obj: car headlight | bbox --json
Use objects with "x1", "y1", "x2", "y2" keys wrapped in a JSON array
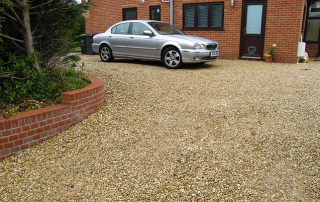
[
  {"x1": 194, "y1": 43, "x2": 201, "y2": 49},
  {"x1": 194, "y1": 43, "x2": 206, "y2": 49}
]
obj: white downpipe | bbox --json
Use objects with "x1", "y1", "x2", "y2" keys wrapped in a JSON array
[
  {"x1": 161, "y1": 0, "x2": 174, "y2": 25},
  {"x1": 297, "y1": 36, "x2": 306, "y2": 57},
  {"x1": 170, "y1": 0, "x2": 174, "y2": 25}
]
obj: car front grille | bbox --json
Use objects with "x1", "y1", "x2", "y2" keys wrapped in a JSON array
[{"x1": 206, "y1": 44, "x2": 218, "y2": 50}]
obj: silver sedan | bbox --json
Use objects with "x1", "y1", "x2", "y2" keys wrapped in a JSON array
[{"x1": 92, "y1": 20, "x2": 219, "y2": 68}]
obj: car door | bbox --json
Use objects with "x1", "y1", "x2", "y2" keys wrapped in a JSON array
[
  {"x1": 126, "y1": 22, "x2": 157, "y2": 59},
  {"x1": 108, "y1": 22, "x2": 131, "y2": 56}
]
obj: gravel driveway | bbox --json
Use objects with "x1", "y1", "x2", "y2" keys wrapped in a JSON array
[{"x1": 1, "y1": 56, "x2": 319, "y2": 201}]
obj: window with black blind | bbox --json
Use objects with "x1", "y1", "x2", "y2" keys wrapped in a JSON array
[
  {"x1": 150, "y1": 6, "x2": 161, "y2": 21},
  {"x1": 184, "y1": 6, "x2": 195, "y2": 28},
  {"x1": 198, "y1": 5, "x2": 208, "y2": 27},
  {"x1": 305, "y1": 1, "x2": 320, "y2": 43},
  {"x1": 183, "y1": 3, "x2": 224, "y2": 29},
  {"x1": 123, "y1": 8, "x2": 137, "y2": 21}
]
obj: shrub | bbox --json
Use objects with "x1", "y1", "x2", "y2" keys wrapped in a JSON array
[
  {"x1": 60, "y1": 55, "x2": 89, "y2": 91},
  {"x1": 0, "y1": 55, "x2": 89, "y2": 117},
  {"x1": 61, "y1": 67, "x2": 88, "y2": 91},
  {"x1": 0, "y1": 55, "x2": 63, "y2": 105}
]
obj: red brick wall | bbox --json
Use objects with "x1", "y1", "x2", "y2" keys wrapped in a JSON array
[
  {"x1": 306, "y1": 44, "x2": 319, "y2": 58},
  {"x1": 86, "y1": 0, "x2": 171, "y2": 33},
  {"x1": 174, "y1": 0, "x2": 242, "y2": 60},
  {"x1": 264, "y1": 0, "x2": 305, "y2": 63},
  {"x1": 86, "y1": 0, "x2": 305, "y2": 63},
  {"x1": 0, "y1": 77, "x2": 105, "y2": 161}
]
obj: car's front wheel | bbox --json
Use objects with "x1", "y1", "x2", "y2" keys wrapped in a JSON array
[
  {"x1": 162, "y1": 47, "x2": 182, "y2": 69},
  {"x1": 99, "y1": 45, "x2": 114, "y2": 62}
]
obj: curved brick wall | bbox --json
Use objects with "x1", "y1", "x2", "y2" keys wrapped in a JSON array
[{"x1": 0, "y1": 77, "x2": 105, "y2": 161}]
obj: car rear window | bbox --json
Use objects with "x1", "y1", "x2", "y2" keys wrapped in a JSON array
[
  {"x1": 115, "y1": 23, "x2": 130, "y2": 34},
  {"x1": 111, "y1": 26, "x2": 116, "y2": 34}
]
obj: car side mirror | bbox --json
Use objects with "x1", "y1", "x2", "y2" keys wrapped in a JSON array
[{"x1": 143, "y1": 30, "x2": 153, "y2": 36}]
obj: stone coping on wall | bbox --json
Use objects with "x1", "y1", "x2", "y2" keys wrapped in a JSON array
[{"x1": 0, "y1": 77, "x2": 105, "y2": 161}]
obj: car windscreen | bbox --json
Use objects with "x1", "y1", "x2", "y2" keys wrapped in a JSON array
[{"x1": 148, "y1": 22, "x2": 184, "y2": 35}]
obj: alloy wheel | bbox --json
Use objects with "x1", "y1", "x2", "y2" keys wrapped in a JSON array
[
  {"x1": 164, "y1": 50, "x2": 181, "y2": 68},
  {"x1": 100, "y1": 46, "x2": 110, "y2": 61}
]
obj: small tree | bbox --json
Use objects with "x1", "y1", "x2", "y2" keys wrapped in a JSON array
[{"x1": 0, "y1": 0, "x2": 88, "y2": 69}]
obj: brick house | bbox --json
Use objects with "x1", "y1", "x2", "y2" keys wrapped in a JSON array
[{"x1": 85, "y1": 0, "x2": 320, "y2": 63}]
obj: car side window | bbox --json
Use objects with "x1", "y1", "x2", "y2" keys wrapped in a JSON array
[
  {"x1": 115, "y1": 23, "x2": 130, "y2": 34},
  {"x1": 131, "y1": 22, "x2": 152, "y2": 35},
  {"x1": 111, "y1": 26, "x2": 117, "y2": 34}
]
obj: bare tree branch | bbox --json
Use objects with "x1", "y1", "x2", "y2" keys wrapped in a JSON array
[
  {"x1": 31, "y1": 9, "x2": 44, "y2": 35},
  {"x1": 10, "y1": 39, "x2": 25, "y2": 51},
  {"x1": 0, "y1": 73, "x2": 25, "y2": 80},
  {"x1": 1, "y1": 11, "x2": 18, "y2": 22},
  {"x1": 30, "y1": 8, "x2": 68, "y2": 15},
  {"x1": 9, "y1": 7, "x2": 23, "y2": 26},
  {"x1": 0, "y1": 33, "x2": 24, "y2": 43},
  {"x1": 29, "y1": 0, "x2": 55, "y2": 10}
]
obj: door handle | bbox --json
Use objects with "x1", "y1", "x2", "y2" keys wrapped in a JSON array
[{"x1": 130, "y1": 37, "x2": 134, "y2": 39}]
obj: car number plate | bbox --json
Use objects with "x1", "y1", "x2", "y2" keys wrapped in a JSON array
[{"x1": 210, "y1": 51, "x2": 219, "y2": 57}]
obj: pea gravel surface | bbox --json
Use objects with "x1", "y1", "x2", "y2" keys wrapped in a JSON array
[{"x1": 1, "y1": 56, "x2": 320, "y2": 201}]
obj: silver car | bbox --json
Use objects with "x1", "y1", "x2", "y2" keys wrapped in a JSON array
[{"x1": 92, "y1": 20, "x2": 219, "y2": 68}]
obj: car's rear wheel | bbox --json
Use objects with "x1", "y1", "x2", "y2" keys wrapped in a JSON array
[
  {"x1": 99, "y1": 45, "x2": 114, "y2": 62},
  {"x1": 162, "y1": 47, "x2": 182, "y2": 69}
]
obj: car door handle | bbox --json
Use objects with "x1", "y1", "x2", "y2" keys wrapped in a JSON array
[{"x1": 130, "y1": 37, "x2": 134, "y2": 39}]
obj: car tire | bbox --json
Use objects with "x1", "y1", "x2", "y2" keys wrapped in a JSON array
[
  {"x1": 99, "y1": 44, "x2": 114, "y2": 62},
  {"x1": 161, "y1": 47, "x2": 182, "y2": 69}
]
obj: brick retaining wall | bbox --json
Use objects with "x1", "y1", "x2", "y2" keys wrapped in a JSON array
[{"x1": 0, "y1": 77, "x2": 105, "y2": 161}]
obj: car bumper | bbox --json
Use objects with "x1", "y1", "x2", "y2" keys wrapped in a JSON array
[
  {"x1": 92, "y1": 43, "x2": 99, "y2": 53},
  {"x1": 181, "y1": 49, "x2": 220, "y2": 63}
]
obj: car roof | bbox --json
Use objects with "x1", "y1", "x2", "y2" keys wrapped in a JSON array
[
  {"x1": 107, "y1": 20, "x2": 165, "y2": 32},
  {"x1": 120, "y1": 20, "x2": 162, "y2": 23}
]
